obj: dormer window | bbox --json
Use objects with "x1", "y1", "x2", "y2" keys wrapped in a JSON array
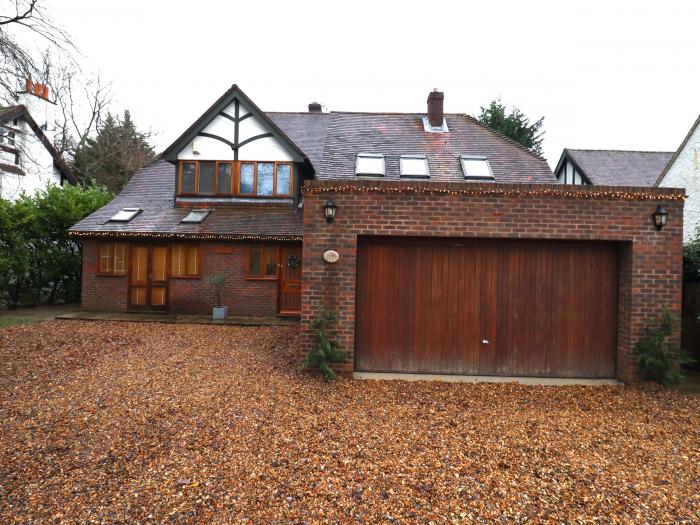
[
  {"x1": 460, "y1": 156, "x2": 494, "y2": 181},
  {"x1": 178, "y1": 160, "x2": 293, "y2": 197},
  {"x1": 109, "y1": 208, "x2": 141, "y2": 222},
  {"x1": 400, "y1": 155, "x2": 429, "y2": 178},
  {"x1": 355, "y1": 154, "x2": 385, "y2": 177}
]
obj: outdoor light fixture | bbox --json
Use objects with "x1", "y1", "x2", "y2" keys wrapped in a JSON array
[
  {"x1": 652, "y1": 204, "x2": 668, "y2": 231},
  {"x1": 324, "y1": 198, "x2": 337, "y2": 223}
]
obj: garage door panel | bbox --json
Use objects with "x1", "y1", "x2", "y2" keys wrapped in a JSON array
[{"x1": 356, "y1": 238, "x2": 618, "y2": 378}]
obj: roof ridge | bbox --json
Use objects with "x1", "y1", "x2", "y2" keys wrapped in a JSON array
[{"x1": 567, "y1": 148, "x2": 674, "y2": 154}]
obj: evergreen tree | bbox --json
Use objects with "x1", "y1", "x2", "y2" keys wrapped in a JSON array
[
  {"x1": 73, "y1": 110, "x2": 155, "y2": 191},
  {"x1": 478, "y1": 98, "x2": 545, "y2": 155}
]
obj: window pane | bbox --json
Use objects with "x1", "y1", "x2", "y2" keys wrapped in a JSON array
[
  {"x1": 249, "y1": 245, "x2": 261, "y2": 276},
  {"x1": 199, "y1": 161, "x2": 215, "y2": 194},
  {"x1": 99, "y1": 243, "x2": 112, "y2": 273},
  {"x1": 263, "y1": 245, "x2": 277, "y2": 276},
  {"x1": 240, "y1": 163, "x2": 255, "y2": 194},
  {"x1": 400, "y1": 156, "x2": 429, "y2": 177},
  {"x1": 181, "y1": 163, "x2": 196, "y2": 193},
  {"x1": 170, "y1": 244, "x2": 185, "y2": 277},
  {"x1": 217, "y1": 163, "x2": 232, "y2": 194},
  {"x1": 257, "y1": 162, "x2": 274, "y2": 196},
  {"x1": 355, "y1": 155, "x2": 385, "y2": 176},
  {"x1": 461, "y1": 158, "x2": 492, "y2": 178},
  {"x1": 113, "y1": 243, "x2": 126, "y2": 274},
  {"x1": 186, "y1": 246, "x2": 198, "y2": 276},
  {"x1": 276, "y1": 164, "x2": 291, "y2": 195}
]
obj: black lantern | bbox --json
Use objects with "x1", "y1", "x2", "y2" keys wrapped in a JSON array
[
  {"x1": 324, "y1": 198, "x2": 337, "y2": 223},
  {"x1": 652, "y1": 204, "x2": 668, "y2": 231}
]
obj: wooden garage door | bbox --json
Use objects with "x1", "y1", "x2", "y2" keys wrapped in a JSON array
[{"x1": 355, "y1": 238, "x2": 618, "y2": 378}]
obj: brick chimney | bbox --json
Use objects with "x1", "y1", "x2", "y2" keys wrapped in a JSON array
[
  {"x1": 427, "y1": 89, "x2": 444, "y2": 128},
  {"x1": 308, "y1": 102, "x2": 322, "y2": 113}
]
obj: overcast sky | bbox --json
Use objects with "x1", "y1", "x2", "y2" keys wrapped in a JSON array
[{"x1": 46, "y1": 0, "x2": 700, "y2": 168}]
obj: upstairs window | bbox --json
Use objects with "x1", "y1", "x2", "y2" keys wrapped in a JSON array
[
  {"x1": 400, "y1": 155, "x2": 430, "y2": 178},
  {"x1": 109, "y1": 208, "x2": 141, "y2": 222},
  {"x1": 98, "y1": 242, "x2": 127, "y2": 275},
  {"x1": 179, "y1": 160, "x2": 292, "y2": 197},
  {"x1": 460, "y1": 156, "x2": 494, "y2": 181},
  {"x1": 355, "y1": 154, "x2": 385, "y2": 177}
]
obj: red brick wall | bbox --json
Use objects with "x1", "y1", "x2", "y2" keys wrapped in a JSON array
[
  {"x1": 300, "y1": 181, "x2": 686, "y2": 382},
  {"x1": 81, "y1": 240, "x2": 300, "y2": 317}
]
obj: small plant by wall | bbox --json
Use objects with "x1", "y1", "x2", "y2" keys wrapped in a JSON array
[
  {"x1": 633, "y1": 312, "x2": 696, "y2": 386},
  {"x1": 304, "y1": 308, "x2": 347, "y2": 380}
]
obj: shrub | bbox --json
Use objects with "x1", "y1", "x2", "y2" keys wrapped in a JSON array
[
  {"x1": 683, "y1": 227, "x2": 700, "y2": 284},
  {"x1": 304, "y1": 309, "x2": 347, "y2": 380},
  {"x1": 633, "y1": 312, "x2": 696, "y2": 386}
]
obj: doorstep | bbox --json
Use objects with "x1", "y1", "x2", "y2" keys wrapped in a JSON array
[
  {"x1": 55, "y1": 311, "x2": 299, "y2": 326},
  {"x1": 353, "y1": 372, "x2": 621, "y2": 386}
]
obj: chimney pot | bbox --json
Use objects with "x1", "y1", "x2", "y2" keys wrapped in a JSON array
[
  {"x1": 427, "y1": 89, "x2": 444, "y2": 128},
  {"x1": 25, "y1": 78, "x2": 33, "y2": 93},
  {"x1": 42, "y1": 85, "x2": 49, "y2": 99},
  {"x1": 308, "y1": 102, "x2": 322, "y2": 113}
]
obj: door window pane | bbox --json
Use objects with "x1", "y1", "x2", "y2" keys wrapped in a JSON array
[
  {"x1": 198, "y1": 161, "x2": 215, "y2": 194},
  {"x1": 240, "y1": 163, "x2": 255, "y2": 194},
  {"x1": 181, "y1": 162, "x2": 196, "y2": 193},
  {"x1": 217, "y1": 163, "x2": 232, "y2": 194},
  {"x1": 257, "y1": 162, "x2": 274, "y2": 196},
  {"x1": 276, "y1": 164, "x2": 291, "y2": 195}
]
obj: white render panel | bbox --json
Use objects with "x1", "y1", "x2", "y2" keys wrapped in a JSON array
[
  {"x1": 659, "y1": 121, "x2": 700, "y2": 243},
  {"x1": 177, "y1": 100, "x2": 293, "y2": 162}
]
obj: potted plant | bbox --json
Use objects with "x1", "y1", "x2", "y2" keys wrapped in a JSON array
[{"x1": 206, "y1": 274, "x2": 228, "y2": 320}]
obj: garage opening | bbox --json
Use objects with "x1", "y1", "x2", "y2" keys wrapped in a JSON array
[{"x1": 355, "y1": 237, "x2": 619, "y2": 378}]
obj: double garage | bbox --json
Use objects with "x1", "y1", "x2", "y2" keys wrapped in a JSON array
[{"x1": 355, "y1": 237, "x2": 619, "y2": 379}]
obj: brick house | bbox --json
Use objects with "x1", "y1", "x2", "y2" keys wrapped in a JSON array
[{"x1": 71, "y1": 85, "x2": 685, "y2": 382}]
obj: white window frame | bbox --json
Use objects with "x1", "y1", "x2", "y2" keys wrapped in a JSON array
[
  {"x1": 460, "y1": 155, "x2": 495, "y2": 181},
  {"x1": 355, "y1": 153, "x2": 385, "y2": 177},
  {"x1": 108, "y1": 208, "x2": 142, "y2": 222},
  {"x1": 180, "y1": 209, "x2": 211, "y2": 224},
  {"x1": 399, "y1": 155, "x2": 430, "y2": 178}
]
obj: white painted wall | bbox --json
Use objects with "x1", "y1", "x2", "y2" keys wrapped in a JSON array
[
  {"x1": 0, "y1": 94, "x2": 62, "y2": 201},
  {"x1": 177, "y1": 100, "x2": 294, "y2": 162},
  {"x1": 658, "y1": 121, "x2": 700, "y2": 243},
  {"x1": 556, "y1": 159, "x2": 586, "y2": 185}
]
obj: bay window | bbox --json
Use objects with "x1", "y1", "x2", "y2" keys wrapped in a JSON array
[{"x1": 178, "y1": 160, "x2": 293, "y2": 197}]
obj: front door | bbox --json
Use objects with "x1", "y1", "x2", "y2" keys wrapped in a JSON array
[
  {"x1": 278, "y1": 244, "x2": 302, "y2": 315},
  {"x1": 129, "y1": 245, "x2": 169, "y2": 311}
]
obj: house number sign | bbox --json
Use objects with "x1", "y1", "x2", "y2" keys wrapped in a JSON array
[{"x1": 323, "y1": 250, "x2": 340, "y2": 264}]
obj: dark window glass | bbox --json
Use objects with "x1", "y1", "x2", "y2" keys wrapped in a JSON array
[
  {"x1": 263, "y1": 245, "x2": 277, "y2": 276},
  {"x1": 217, "y1": 163, "x2": 231, "y2": 194},
  {"x1": 276, "y1": 164, "x2": 291, "y2": 195},
  {"x1": 181, "y1": 162, "x2": 196, "y2": 193},
  {"x1": 257, "y1": 162, "x2": 273, "y2": 196},
  {"x1": 240, "y1": 163, "x2": 255, "y2": 194},
  {"x1": 198, "y1": 161, "x2": 215, "y2": 194},
  {"x1": 249, "y1": 244, "x2": 261, "y2": 276}
]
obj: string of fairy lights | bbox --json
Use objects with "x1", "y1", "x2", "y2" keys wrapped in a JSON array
[
  {"x1": 302, "y1": 183, "x2": 686, "y2": 202},
  {"x1": 68, "y1": 231, "x2": 303, "y2": 242}
]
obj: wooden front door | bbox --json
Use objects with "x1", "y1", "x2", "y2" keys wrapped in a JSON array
[
  {"x1": 129, "y1": 245, "x2": 169, "y2": 311},
  {"x1": 278, "y1": 244, "x2": 302, "y2": 315},
  {"x1": 355, "y1": 237, "x2": 619, "y2": 378}
]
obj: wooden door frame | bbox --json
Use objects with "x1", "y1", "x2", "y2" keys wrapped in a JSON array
[
  {"x1": 277, "y1": 243, "x2": 302, "y2": 316},
  {"x1": 128, "y1": 243, "x2": 169, "y2": 312}
]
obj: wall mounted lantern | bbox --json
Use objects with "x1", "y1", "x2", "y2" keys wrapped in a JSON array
[
  {"x1": 324, "y1": 198, "x2": 337, "y2": 223},
  {"x1": 652, "y1": 204, "x2": 668, "y2": 231}
]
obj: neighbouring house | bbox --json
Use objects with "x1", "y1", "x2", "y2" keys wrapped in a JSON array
[
  {"x1": 0, "y1": 80, "x2": 76, "y2": 201},
  {"x1": 70, "y1": 85, "x2": 684, "y2": 383},
  {"x1": 553, "y1": 149, "x2": 674, "y2": 186},
  {"x1": 656, "y1": 115, "x2": 700, "y2": 243}
]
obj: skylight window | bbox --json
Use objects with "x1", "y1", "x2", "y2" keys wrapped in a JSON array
[
  {"x1": 400, "y1": 155, "x2": 430, "y2": 178},
  {"x1": 109, "y1": 208, "x2": 141, "y2": 222},
  {"x1": 460, "y1": 156, "x2": 494, "y2": 181},
  {"x1": 181, "y1": 209, "x2": 210, "y2": 224},
  {"x1": 355, "y1": 154, "x2": 385, "y2": 177}
]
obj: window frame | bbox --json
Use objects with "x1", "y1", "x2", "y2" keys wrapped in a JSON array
[
  {"x1": 355, "y1": 153, "x2": 385, "y2": 178},
  {"x1": 399, "y1": 154, "x2": 430, "y2": 178},
  {"x1": 460, "y1": 155, "x2": 495, "y2": 181},
  {"x1": 97, "y1": 242, "x2": 128, "y2": 276},
  {"x1": 246, "y1": 243, "x2": 279, "y2": 280},
  {"x1": 178, "y1": 160, "x2": 293, "y2": 198},
  {"x1": 169, "y1": 244, "x2": 201, "y2": 279}
]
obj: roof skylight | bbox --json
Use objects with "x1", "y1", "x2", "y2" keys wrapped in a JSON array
[
  {"x1": 181, "y1": 209, "x2": 210, "y2": 224},
  {"x1": 460, "y1": 156, "x2": 494, "y2": 181},
  {"x1": 400, "y1": 155, "x2": 430, "y2": 178},
  {"x1": 355, "y1": 154, "x2": 385, "y2": 177},
  {"x1": 109, "y1": 208, "x2": 141, "y2": 222}
]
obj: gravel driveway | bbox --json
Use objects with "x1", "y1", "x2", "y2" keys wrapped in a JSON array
[{"x1": 0, "y1": 321, "x2": 698, "y2": 524}]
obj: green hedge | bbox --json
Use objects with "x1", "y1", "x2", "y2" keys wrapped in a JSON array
[{"x1": 0, "y1": 184, "x2": 114, "y2": 308}]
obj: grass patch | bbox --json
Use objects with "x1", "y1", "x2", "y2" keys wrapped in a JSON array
[{"x1": 0, "y1": 317, "x2": 35, "y2": 328}]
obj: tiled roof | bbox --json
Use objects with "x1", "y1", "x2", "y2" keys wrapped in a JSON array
[
  {"x1": 562, "y1": 149, "x2": 673, "y2": 187},
  {"x1": 70, "y1": 160, "x2": 303, "y2": 239},
  {"x1": 268, "y1": 112, "x2": 554, "y2": 184}
]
